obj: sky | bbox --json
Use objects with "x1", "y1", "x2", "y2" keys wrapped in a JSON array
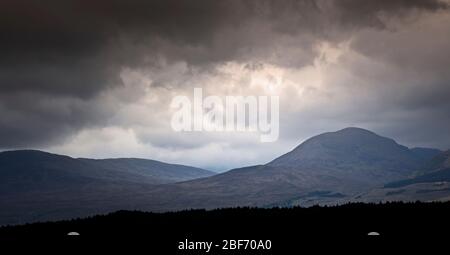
[{"x1": 1, "y1": 0, "x2": 450, "y2": 171}]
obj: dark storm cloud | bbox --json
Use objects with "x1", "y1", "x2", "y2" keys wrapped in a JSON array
[
  {"x1": 0, "y1": 0, "x2": 448, "y2": 148},
  {"x1": 2, "y1": 0, "x2": 447, "y2": 86},
  {"x1": 0, "y1": 91, "x2": 113, "y2": 147},
  {"x1": 326, "y1": 0, "x2": 448, "y2": 29}
]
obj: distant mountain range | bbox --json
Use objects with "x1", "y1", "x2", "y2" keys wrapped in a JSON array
[
  {"x1": 138, "y1": 128, "x2": 443, "y2": 209},
  {"x1": 0, "y1": 150, "x2": 213, "y2": 189},
  {"x1": 0, "y1": 150, "x2": 213, "y2": 225},
  {"x1": 1, "y1": 127, "x2": 448, "y2": 225}
]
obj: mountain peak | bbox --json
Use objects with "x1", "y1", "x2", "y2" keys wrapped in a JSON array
[
  {"x1": 336, "y1": 127, "x2": 376, "y2": 134},
  {"x1": 268, "y1": 127, "x2": 420, "y2": 180}
]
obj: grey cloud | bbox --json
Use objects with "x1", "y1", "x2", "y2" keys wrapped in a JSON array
[
  {"x1": 0, "y1": 0, "x2": 448, "y2": 148},
  {"x1": 0, "y1": 91, "x2": 117, "y2": 148}
]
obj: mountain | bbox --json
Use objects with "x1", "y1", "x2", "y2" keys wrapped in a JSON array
[
  {"x1": 0, "y1": 128, "x2": 442, "y2": 225},
  {"x1": 418, "y1": 149, "x2": 450, "y2": 173},
  {"x1": 410, "y1": 147, "x2": 442, "y2": 163},
  {"x1": 0, "y1": 150, "x2": 214, "y2": 225},
  {"x1": 269, "y1": 127, "x2": 423, "y2": 184},
  {"x1": 130, "y1": 127, "x2": 428, "y2": 210},
  {"x1": 384, "y1": 150, "x2": 450, "y2": 188},
  {"x1": 354, "y1": 150, "x2": 450, "y2": 203},
  {"x1": 78, "y1": 158, "x2": 214, "y2": 184},
  {"x1": 0, "y1": 150, "x2": 213, "y2": 190},
  {"x1": 384, "y1": 168, "x2": 450, "y2": 188}
]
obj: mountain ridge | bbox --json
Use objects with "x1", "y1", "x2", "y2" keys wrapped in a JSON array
[
  {"x1": 132, "y1": 127, "x2": 435, "y2": 211},
  {"x1": 267, "y1": 127, "x2": 423, "y2": 185},
  {"x1": 1, "y1": 127, "x2": 448, "y2": 225},
  {"x1": 0, "y1": 149, "x2": 214, "y2": 194}
]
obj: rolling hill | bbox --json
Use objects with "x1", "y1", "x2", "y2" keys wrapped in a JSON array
[
  {"x1": 0, "y1": 150, "x2": 214, "y2": 225},
  {"x1": 138, "y1": 127, "x2": 428, "y2": 210},
  {"x1": 0, "y1": 150, "x2": 213, "y2": 189},
  {"x1": 1, "y1": 128, "x2": 447, "y2": 225}
]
